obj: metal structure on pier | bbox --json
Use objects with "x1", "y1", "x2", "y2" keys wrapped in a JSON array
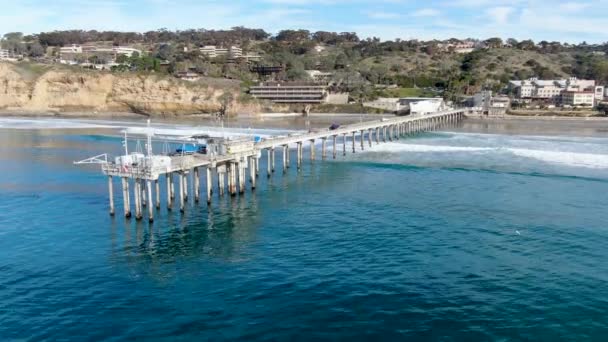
[{"x1": 75, "y1": 109, "x2": 474, "y2": 222}]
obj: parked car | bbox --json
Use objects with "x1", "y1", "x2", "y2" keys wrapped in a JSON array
[
  {"x1": 197, "y1": 145, "x2": 208, "y2": 154},
  {"x1": 173, "y1": 144, "x2": 198, "y2": 155}
]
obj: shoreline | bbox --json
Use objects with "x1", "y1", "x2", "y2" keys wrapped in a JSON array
[{"x1": 2, "y1": 112, "x2": 608, "y2": 137}]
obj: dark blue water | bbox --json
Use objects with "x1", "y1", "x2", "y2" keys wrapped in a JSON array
[{"x1": 1, "y1": 123, "x2": 608, "y2": 340}]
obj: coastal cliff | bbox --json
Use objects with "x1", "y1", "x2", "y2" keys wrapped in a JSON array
[{"x1": 0, "y1": 62, "x2": 262, "y2": 116}]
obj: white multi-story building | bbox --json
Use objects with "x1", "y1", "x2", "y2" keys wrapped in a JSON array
[
  {"x1": 199, "y1": 45, "x2": 242, "y2": 59},
  {"x1": 509, "y1": 77, "x2": 597, "y2": 104},
  {"x1": 0, "y1": 49, "x2": 10, "y2": 59},
  {"x1": 562, "y1": 91, "x2": 595, "y2": 106},
  {"x1": 60, "y1": 44, "x2": 83, "y2": 54}
]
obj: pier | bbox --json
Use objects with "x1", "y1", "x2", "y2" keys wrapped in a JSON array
[{"x1": 76, "y1": 109, "x2": 472, "y2": 222}]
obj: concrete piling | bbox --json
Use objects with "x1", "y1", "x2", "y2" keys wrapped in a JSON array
[
  {"x1": 310, "y1": 139, "x2": 315, "y2": 161},
  {"x1": 122, "y1": 177, "x2": 131, "y2": 218},
  {"x1": 332, "y1": 135, "x2": 337, "y2": 159},
  {"x1": 217, "y1": 165, "x2": 225, "y2": 196},
  {"x1": 108, "y1": 176, "x2": 115, "y2": 216},
  {"x1": 342, "y1": 134, "x2": 347, "y2": 156},
  {"x1": 166, "y1": 174, "x2": 172, "y2": 210},
  {"x1": 206, "y1": 167, "x2": 213, "y2": 204},
  {"x1": 352, "y1": 131, "x2": 356, "y2": 153},
  {"x1": 249, "y1": 158, "x2": 256, "y2": 190},
  {"x1": 267, "y1": 149, "x2": 272, "y2": 177},
  {"x1": 297, "y1": 142, "x2": 303, "y2": 169},
  {"x1": 321, "y1": 138, "x2": 327, "y2": 160},
  {"x1": 183, "y1": 172, "x2": 188, "y2": 202},
  {"x1": 155, "y1": 179, "x2": 160, "y2": 210},
  {"x1": 141, "y1": 179, "x2": 147, "y2": 207},
  {"x1": 179, "y1": 173, "x2": 185, "y2": 213},
  {"x1": 238, "y1": 163, "x2": 245, "y2": 194},
  {"x1": 194, "y1": 167, "x2": 200, "y2": 203},
  {"x1": 368, "y1": 129, "x2": 372, "y2": 147},
  {"x1": 282, "y1": 145, "x2": 288, "y2": 173},
  {"x1": 147, "y1": 180, "x2": 154, "y2": 222},
  {"x1": 134, "y1": 179, "x2": 143, "y2": 220},
  {"x1": 360, "y1": 130, "x2": 365, "y2": 150},
  {"x1": 271, "y1": 147, "x2": 275, "y2": 173}
]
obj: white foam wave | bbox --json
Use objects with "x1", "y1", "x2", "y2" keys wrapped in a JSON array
[
  {"x1": 367, "y1": 143, "x2": 493, "y2": 153},
  {"x1": 0, "y1": 118, "x2": 114, "y2": 129},
  {"x1": 508, "y1": 148, "x2": 608, "y2": 169}
]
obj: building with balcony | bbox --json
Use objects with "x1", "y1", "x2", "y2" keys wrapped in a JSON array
[
  {"x1": 199, "y1": 45, "x2": 242, "y2": 59},
  {"x1": 249, "y1": 82, "x2": 328, "y2": 103},
  {"x1": 562, "y1": 91, "x2": 595, "y2": 106}
]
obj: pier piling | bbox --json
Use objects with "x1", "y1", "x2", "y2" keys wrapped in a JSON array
[
  {"x1": 206, "y1": 167, "x2": 213, "y2": 204},
  {"x1": 147, "y1": 180, "x2": 154, "y2": 222},
  {"x1": 332, "y1": 135, "x2": 337, "y2": 159},
  {"x1": 108, "y1": 176, "x2": 115, "y2": 216},
  {"x1": 121, "y1": 177, "x2": 131, "y2": 218},
  {"x1": 194, "y1": 167, "x2": 200, "y2": 203},
  {"x1": 179, "y1": 173, "x2": 185, "y2": 213}
]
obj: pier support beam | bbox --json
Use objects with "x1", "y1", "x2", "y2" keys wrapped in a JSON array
[
  {"x1": 360, "y1": 130, "x2": 365, "y2": 150},
  {"x1": 108, "y1": 176, "x2": 115, "y2": 216},
  {"x1": 249, "y1": 157, "x2": 256, "y2": 190},
  {"x1": 342, "y1": 134, "x2": 347, "y2": 156},
  {"x1": 368, "y1": 129, "x2": 373, "y2": 147},
  {"x1": 255, "y1": 156, "x2": 260, "y2": 177},
  {"x1": 122, "y1": 177, "x2": 131, "y2": 218},
  {"x1": 166, "y1": 174, "x2": 173, "y2": 210},
  {"x1": 271, "y1": 147, "x2": 276, "y2": 173},
  {"x1": 375, "y1": 127, "x2": 380, "y2": 144},
  {"x1": 155, "y1": 179, "x2": 160, "y2": 210},
  {"x1": 321, "y1": 138, "x2": 327, "y2": 160},
  {"x1": 238, "y1": 163, "x2": 245, "y2": 194},
  {"x1": 383, "y1": 126, "x2": 387, "y2": 143},
  {"x1": 332, "y1": 135, "x2": 337, "y2": 159},
  {"x1": 147, "y1": 180, "x2": 154, "y2": 222},
  {"x1": 193, "y1": 167, "x2": 200, "y2": 203},
  {"x1": 282, "y1": 145, "x2": 288, "y2": 173},
  {"x1": 134, "y1": 179, "x2": 143, "y2": 220},
  {"x1": 352, "y1": 131, "x2": 356, "y2": 153},
  {"x1": 141, "y1": 179, "x2": 147, "y2": 207},
  {"x1": 388, "y1": 126, "x2": 393, "y2": 142},
  {"x1": 267, "y1": 148, "x2": 272, "y2": 177},
  {"x1": 310, "y1": 139, "x2": 315, "y2": 161},
  {"x1": 297, "y1": 142, "x2": 303, "y2": 169},
  {"x1": 229, "y1": 163, "x2": 237, "y2": 196},
  {"x1": 183, "y1": 173, "x2": 188, "y2": 202},
  {"x1": 179, "y1": 173, "x2": 185, "y2": 213},
  {"x1": 206, "y1": 167, "x2": 212, "y2": 204},
  {"x1": 217, "y1": 165, "x2": 226, "y2": 197}
]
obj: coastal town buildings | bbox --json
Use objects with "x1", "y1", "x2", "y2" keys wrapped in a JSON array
[
  {"x1": 508, "y1": 77, "x2": 600, "y2": 106},
  {"x1": 59, "y1": 44, "x2": 142, "y2": 65}
]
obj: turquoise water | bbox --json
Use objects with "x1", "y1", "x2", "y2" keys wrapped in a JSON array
[{"x1": 1, "y1": 121, "x2": 608, "y2": 340}]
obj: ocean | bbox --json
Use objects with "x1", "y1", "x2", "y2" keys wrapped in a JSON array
[{"x1": 0, "y1": 117, "x2": 607, "y2": 340}]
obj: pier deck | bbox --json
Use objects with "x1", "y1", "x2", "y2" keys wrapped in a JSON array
[{"x1": 81, "y1": 108, "x2": 475, "y2": 221}]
